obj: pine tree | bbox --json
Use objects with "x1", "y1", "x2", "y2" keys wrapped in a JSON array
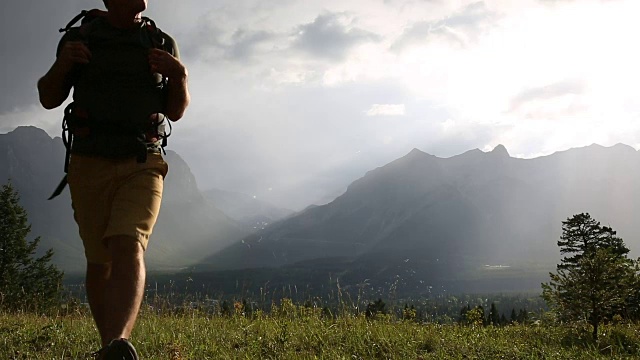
[
  {"x1": 624, "y1": 259, "x2": 640, "y2": 321},
  {"x1": 557, "y1": 213, "x2": 628, "y2": 270},
  {"x1": 459, "y1": 304, "x2": 471, "y2": 324},
  {"x1": 517, "y1": 309, "x2": 529, "y2": 324},
  {"x1": 477, "y1": 305, "x2": 486, "y2": 326},
  {"x1": 0, "y1": 182, "x2": 63, "y2": 312},
  {"x1": 542, "y1": 213, "x2": 634, "y2": 340},
  {"x1": 510, "y1": 308, "x2": 517, "y2": 324},
  {"x1": 488, "y1": 302, "x2": 500, "y2": 326}
]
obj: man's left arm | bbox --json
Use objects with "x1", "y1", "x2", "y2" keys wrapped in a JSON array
[{"x1": 149, "y1": 39, "x2": 190, "y2": 121}]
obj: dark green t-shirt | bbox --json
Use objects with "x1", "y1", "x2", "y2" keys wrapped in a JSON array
[{"x1": 57, "y1": 17, "x2": 179, "y2": 157}]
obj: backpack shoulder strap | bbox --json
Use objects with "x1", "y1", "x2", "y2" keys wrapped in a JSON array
[
  {"x1": 141, "y1": 16, "x2": 170, "y2": 52},
  {"x1": 59, "y1": 9, "x2": 108, "y2": 34}
]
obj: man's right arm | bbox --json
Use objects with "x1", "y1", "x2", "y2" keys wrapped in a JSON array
[{"x1": 37, "y1": 41, "x2": 91, "y2": 110}]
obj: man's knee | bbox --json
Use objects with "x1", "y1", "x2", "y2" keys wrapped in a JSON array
[{"x1": 104, "y1": 235, "x2": 144, "y2": 262}]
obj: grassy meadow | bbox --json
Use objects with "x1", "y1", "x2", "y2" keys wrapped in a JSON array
[{"x1": 3, "y1": 299, "x2": 640, "y2": 360}]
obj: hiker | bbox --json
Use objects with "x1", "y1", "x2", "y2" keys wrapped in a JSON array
[{"x1": 37, "y1": 0, "x2": 189, "y2": 358}]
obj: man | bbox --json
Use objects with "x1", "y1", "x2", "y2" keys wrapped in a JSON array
[{"x1": 37, "y1": 0, "x2": 189, "y2": 358}]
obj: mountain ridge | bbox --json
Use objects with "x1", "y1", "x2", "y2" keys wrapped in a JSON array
[
  {"x1": 199, "y1": 141, "x2": 640, "y2": 293},
  {"x1": 0, "y1": 126, "x2": 248, "y2": 273},
  {"x1": 3, "y1": 125, "x2": 639, "y2": 293}
]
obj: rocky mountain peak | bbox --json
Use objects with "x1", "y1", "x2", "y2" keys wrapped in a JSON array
[
  {"x1": 5, "y1": 126, "x2": 51, "y2": 140},
  {"x1": 490, "y1": 144, "x2": 510, "y2": 157},
  {"x1": 610, "y1": 143, "x2": 637, "y2": 155}
]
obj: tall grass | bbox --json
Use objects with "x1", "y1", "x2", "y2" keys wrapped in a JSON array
[{"x1": 2, "y1": 297, "x2": 640, "y2": 359}]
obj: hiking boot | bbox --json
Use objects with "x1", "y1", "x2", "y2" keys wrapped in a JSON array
[{"x1": 93, "y1": 338, "x2": 139, "y2": 360}]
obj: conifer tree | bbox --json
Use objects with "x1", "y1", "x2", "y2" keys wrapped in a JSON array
[
  {"x1": 556, "y1": 213, "x2": 629, "y2": 270},
  {"x1": 459, "y1": 304, "x2": 472, "y2": 324},
  {"x1": 542, "y1": 213, "x2": 634, "y2": 340},
  {"x1": 510, "y1": 308, "x2": 517, "y2": 324},
  {"x1": 488, "y1": 302, "x2": 500, "y2": 326},
  {"x1": 0, "y1": 182, "x2": 63, "y2": 312},
  {"x1": 477, "y1": 305, "x2": 486, "y2": 326},
  {"x1": 624, "y1": 260, "x2": 640, "y2": 321},
  {"x1": 517, "y1": 309, "x2": 529, "y2": 324}
]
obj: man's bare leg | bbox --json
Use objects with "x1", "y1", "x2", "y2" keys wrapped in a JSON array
[
  {"x1": 86, "y1": 262, "x2": 111, "y2": 345},
  {"x1": 102, "y1": 235, "x2": 146, "y2": 345}
]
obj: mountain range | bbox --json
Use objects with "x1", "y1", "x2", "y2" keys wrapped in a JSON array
[
  {"x1": 0, "y1": 126, "x2": 253, "y2": 273},
  {"x1": 202, "y1": 188, "x2": 294, "y2": 229},
  {"x1": 3, "y1": 126, "x2": 639, "y2": 294},
  {"x1": 195, "y1": 142, "x2": 640, "y2": 294}
]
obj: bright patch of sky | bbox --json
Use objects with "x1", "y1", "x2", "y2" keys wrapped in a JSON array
[
  {"x1": 2, "y1": 0, "x2": 639, "y2": 209},
  {"x1": 367, "y1": 104, "x2": 406, "y2": 116}
]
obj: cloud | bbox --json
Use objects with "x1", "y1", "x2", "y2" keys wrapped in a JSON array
[
  {"x1": 5, "y1": 0, "x2": 640, "y2": 211},
  {"x1": 292, "y1": 12, "x2": 382, "y2": 61},
  {"x1": 366, "y1": 104, "x2": 406, "y2": 116},
  {"x1": 421, "y1": 117, "x2": 505, "y2": 158},
  {"x1": 537, "y1": 0, "x2": 625, "y2": 7},
  {"x1": 184, "y1": 9, "x2": 383, "y2": 88},
  {"x1": 0, "y1": 0, "x2": 82, "y2": 113},
  {"x1": 182, "y1": 9, "x2": 387, "y2": 93},
  {"x1": 508, "y1": 79, "x2": 586, "y2": 113},
  {"x1": 392, "y1": 1, "x2": 497, "y2": 50},
  {"x1": 0, "y1": 104, "x2": 65, "y2": 136},
  {"x1": 226, "y1": 29, "x2": 277, "y2": 61},
  {"x1": 184, "y1": 16, "x2": 279, "y2": 63}
]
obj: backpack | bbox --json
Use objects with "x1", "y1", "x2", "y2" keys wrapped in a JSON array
[{"x1": 49, "y1": 9, "x2": 173, "y2": 200}]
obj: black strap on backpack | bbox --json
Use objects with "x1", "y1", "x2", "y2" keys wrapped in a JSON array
[
  {"x1": 47, "y1": 103, "x2": 77, "y2": 200},
  {"x1": 48, "y1": 10, "x2": 172, "y2": 200},
  {"x1": 59, "y1": 9, "x2": 107, "y2": 33}
]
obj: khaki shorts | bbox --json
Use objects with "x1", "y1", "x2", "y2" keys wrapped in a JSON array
[{"x1": 68, "y1": 153, "x2": 168, "y2": 264}]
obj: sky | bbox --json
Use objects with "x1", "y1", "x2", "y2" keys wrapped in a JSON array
[{"x1": 2, "y1": 0, "x2": 640, "y2": 210}]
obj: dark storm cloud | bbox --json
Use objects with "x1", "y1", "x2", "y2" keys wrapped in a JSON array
[
  {"x1": 391, "y1": 1, "x2": 496, "y2": 50},
  {"x1": 0, "y1": 0, "x2": 91, "y2": 113},
  {"x1": 292, "y1": 12, "x2": 382, "y2": 61},
  {"x1": 508, "y1": 80, "x2": 586, "y2": 113}
]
